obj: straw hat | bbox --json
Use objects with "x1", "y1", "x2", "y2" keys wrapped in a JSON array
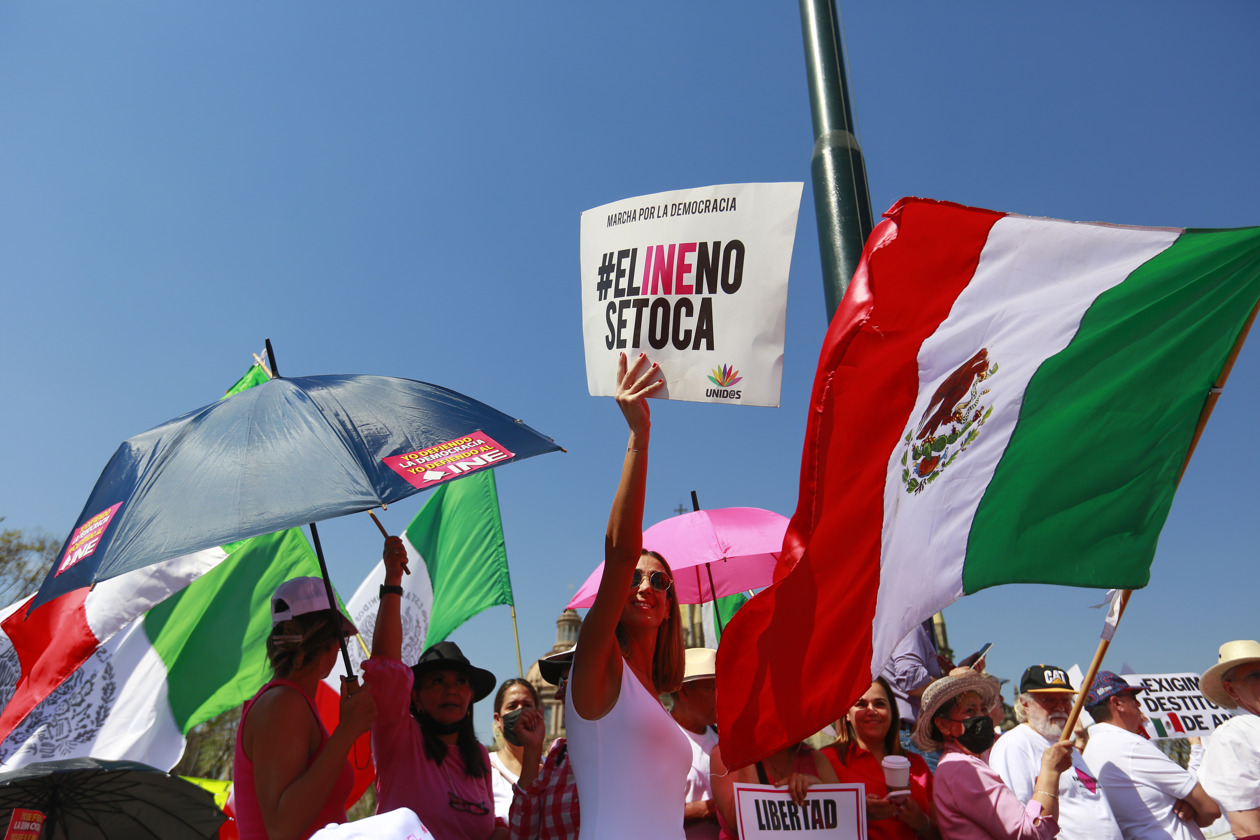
[
  {"x1": 1201, "y1": 640, "x2": 1260, "y2": 709},
  {"x1": 913, "y1": 667, "x2": 999, "y2": 752},
  {"x1": 682, "y1": 648, "x2": 717, "y2": 684}
]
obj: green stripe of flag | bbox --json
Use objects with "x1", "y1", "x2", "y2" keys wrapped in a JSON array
[
  {"x1": 965, "y1": 227, "x2": 1260, "y2": 593},
  {"x1": 144, "y1": 529, "x2": 323, "y2": 731}
]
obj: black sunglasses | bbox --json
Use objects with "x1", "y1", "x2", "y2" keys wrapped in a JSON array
[
  {"x1": 631, "y1": 569, "x2": 672, "y2": 592},
  {"x1": 448, "y1": 792, "x2": 490, "y2": 816}
]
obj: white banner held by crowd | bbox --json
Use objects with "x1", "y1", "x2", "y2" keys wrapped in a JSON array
[
  {"x1": 1123, "y1": 672, "x2": 1234, "y2": 739},
  {"x1": 733, "y1": 783, "x2": 865, "y2": 839},
  {"x1": 580, "y1": 182, "x2": 802, "y2": 407}
]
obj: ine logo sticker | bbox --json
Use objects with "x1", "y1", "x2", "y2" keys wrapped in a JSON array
[
  {"x1": 384, "y1": 432, "x2": 515, "y2": 490},
  {"x1": 56, "y1": 502, "x2": 123, "y2": 576}
]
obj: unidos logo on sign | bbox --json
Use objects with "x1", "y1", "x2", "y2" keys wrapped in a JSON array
[{"x1": 705, "y1": 364, "x2": 743, "y2": 400}]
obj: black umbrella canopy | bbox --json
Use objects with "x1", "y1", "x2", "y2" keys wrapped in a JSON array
[
  {"x1": 0, "y1": 758, "x2": 225, "y2": 840},
  {"x1": 31, "y1": 374, "x2": 562, "y2": 612}
]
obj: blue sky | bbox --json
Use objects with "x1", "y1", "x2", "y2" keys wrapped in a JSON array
[{"x1": 3, "y1": 2, "x2": 1259, "y2": 739}]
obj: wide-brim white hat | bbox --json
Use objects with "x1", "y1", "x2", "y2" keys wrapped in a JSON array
[
  {"x1": 683, "y1": 648, "x2": 717, "y2": 683},
  {"x1": 913, "y1": 667, "x2": 999, "y2": 752},
  {"x1": 1201, "y1": 640, "x2": 1260, "y2": 709}
]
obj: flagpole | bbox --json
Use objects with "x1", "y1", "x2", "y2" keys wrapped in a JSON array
[
  {"x1": 1062, "y1": 590, "x2": 1131, "y2": 739},
  {"x1": 510, "y1": 606, "x2": 524, "y2": 678},
  {"x1": 799, "y1": 0, "x2": 874, "y2": 321},
  {"x1": 1063, "y1": 298, "x2": 1260, "y2": 737}
]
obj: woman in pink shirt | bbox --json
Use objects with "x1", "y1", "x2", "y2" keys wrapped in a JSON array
[
  {"x1": 916, "y1": 668, "x2": 1071, "y2": 840},
  {"x1": 363, "y1": 537, "x2": 507, "y2": 839}
]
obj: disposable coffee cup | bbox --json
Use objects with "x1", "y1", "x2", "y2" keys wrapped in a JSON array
[{"x1": 881, "y1": 755, "x2": 911, "y2": 792}]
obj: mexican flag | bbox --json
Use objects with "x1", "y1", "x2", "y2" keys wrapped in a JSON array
[
  {"x1": 0, "y1": 530, "x2": 328, "y2": 770},
  {"x1": 0, "y1": 549, "x2": 228, "y2": 758},
  {"x1": 716, "y1": 197, "x2": 1260, "y2": 768},
  {"x1": 329, "y1": 468, "x2": 513, "y2": 684}
]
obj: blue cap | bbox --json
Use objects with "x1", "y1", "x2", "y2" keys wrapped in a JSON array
[{"x1": 1084, "y1": 671, "x2": 1143, "y2": 708}]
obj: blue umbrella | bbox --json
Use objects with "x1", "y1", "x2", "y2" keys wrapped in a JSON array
[{"x1": 29, "y1": 370, "x2": 562, "y2": 621}]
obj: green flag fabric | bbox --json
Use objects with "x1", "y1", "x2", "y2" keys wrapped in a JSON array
[{"x1": 406, "y1": 470, "x2": 513, "y2": 648}]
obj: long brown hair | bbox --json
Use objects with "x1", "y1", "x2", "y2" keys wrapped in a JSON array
[
  {"x1": 832, "y1": 676, "x2": 902, "y2": 764},
  {"x1": 616, "y1": 550, "x2": 684, "y2": 695}
]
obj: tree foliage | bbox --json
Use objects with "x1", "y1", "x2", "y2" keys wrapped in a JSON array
[{"x1": 0, "y1": 520, "x2": 61, "y2": 606}]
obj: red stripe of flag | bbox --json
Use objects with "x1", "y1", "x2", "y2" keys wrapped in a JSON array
[{"x1": 0, "y1": 591, "x2": 98, "y2": 743}]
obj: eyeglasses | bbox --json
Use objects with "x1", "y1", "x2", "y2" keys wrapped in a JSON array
[
  {"x1": 631, "y1": 569, "x2": 672, "y2": 592},
  {"x1": 448, "y1": 792, "x2": 490, "y2": 816}
]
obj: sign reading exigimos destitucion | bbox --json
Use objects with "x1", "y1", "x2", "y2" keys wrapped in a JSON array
[{"x1": 580, "y1": 182, "x2": 802, "y2": 407}]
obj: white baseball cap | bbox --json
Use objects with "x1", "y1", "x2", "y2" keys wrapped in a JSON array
[{"x1": 271, "y1": 576, "x2": 357, "y2": 636}]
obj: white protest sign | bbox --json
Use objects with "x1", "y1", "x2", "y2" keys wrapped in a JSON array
[
  {"x1": 733, "y1": 783, "x2": 865, "y2": 839},
  {"x1": 1122, "y1": 672, "x2": 1235, "y2": 739},
  {"x1": 580, "y1": 182, "x2": 803, "y2": 407}
]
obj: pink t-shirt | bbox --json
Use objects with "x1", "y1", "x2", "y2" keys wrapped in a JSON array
[
  {"x1": 933, "y1": 744, "x2": 1058, "y2": 840},
  {"x1": 362, "y1": 657, "x2": 504, "y2": 840},
  {"x1": 233, "y1": 678, "x2": 352, "y2": 840}
]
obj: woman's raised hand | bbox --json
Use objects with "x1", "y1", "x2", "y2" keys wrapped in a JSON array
[
  {"x1": 383, "y1": 535, "x2": 409, "y2": 582},
  {"x1": 615, "y1": 352, "x2": 663, "y2": 437}
]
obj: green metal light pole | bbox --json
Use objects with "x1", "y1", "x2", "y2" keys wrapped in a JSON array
[{"x1": 799, "y1": 0, "x2": 874, "y2": 322}]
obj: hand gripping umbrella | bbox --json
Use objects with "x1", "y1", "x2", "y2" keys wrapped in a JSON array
[
  {"x1": 567, "y1": 507, "x2": 786, "y2": 631},
  {"x1": 28, "y1": 353, "x2": 561, "y2": 674},
  {"x1": 0, "y1": 757, "x2": 226, "y2": 840}
]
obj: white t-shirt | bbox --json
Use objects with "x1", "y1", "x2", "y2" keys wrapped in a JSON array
[
  {"x1": 681, "y1": 724, "x2": 721, "y2": 840},
  {"x1": 488, "y1": 750, "x2": 520, "y2": 822},
  {"x1": 989, "y1": 723, "x2": 1123, "y2": 840},
  {"x1": 1199, "y1": 711, "x2": 1260, "y2": 812},
  {"x1": 1083, "y1": 722, "x2": 1204, "y2": 840}
]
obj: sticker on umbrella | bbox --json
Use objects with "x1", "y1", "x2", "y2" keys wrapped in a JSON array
[
  {"x1": 385, "y1": 432, "x2": 516, "y2": 489},
  {"x1": 55, "y1": 503, "x2": 122, "y2": 577},
  {"x1": 5, "y1": 809, "x2": 45, "y2": 840}
]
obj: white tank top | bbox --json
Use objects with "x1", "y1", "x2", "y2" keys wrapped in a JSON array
[{"x1": 566, "y1": 657, "x2": 692, "y2": 840}]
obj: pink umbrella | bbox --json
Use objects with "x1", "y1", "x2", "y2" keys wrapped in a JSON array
[{"x1": 566, "y1": 507, "x2": 787, "y2": 609}]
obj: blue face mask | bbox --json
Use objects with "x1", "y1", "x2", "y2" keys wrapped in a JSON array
[{"x1": 955, "y1": 714, "x2": 996, "y2": 753}]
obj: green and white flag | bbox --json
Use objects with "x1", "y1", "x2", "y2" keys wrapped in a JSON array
[{"x1": 332, "y1": 469, "x2": 512, "y2": 679}]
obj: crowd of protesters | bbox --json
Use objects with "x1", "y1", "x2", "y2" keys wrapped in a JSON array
[{"x1": 234, "y1": 355, "x2": 1260, "y2": 840}]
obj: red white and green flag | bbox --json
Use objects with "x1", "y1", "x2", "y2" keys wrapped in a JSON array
[{"x1": 716, "y1": 197, "x2": 1260, "y2": 768}]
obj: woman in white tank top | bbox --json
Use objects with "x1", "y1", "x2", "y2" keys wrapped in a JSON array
[{"x1": 566, "y1": 352, "x2": 692, "y2": 840}]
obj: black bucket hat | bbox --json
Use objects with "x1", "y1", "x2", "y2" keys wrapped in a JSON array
[{"x1": 411, "y1": 641, "x2": 497, "y2": 703}]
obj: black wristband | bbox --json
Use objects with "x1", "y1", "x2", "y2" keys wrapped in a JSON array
[{"x1": 379, "y1": 584, "x2": 404, "y2": 597}]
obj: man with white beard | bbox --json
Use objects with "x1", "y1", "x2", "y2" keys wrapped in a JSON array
[{"x1": 989, "y1": 664, "x2": 1123, "y2": 840}]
